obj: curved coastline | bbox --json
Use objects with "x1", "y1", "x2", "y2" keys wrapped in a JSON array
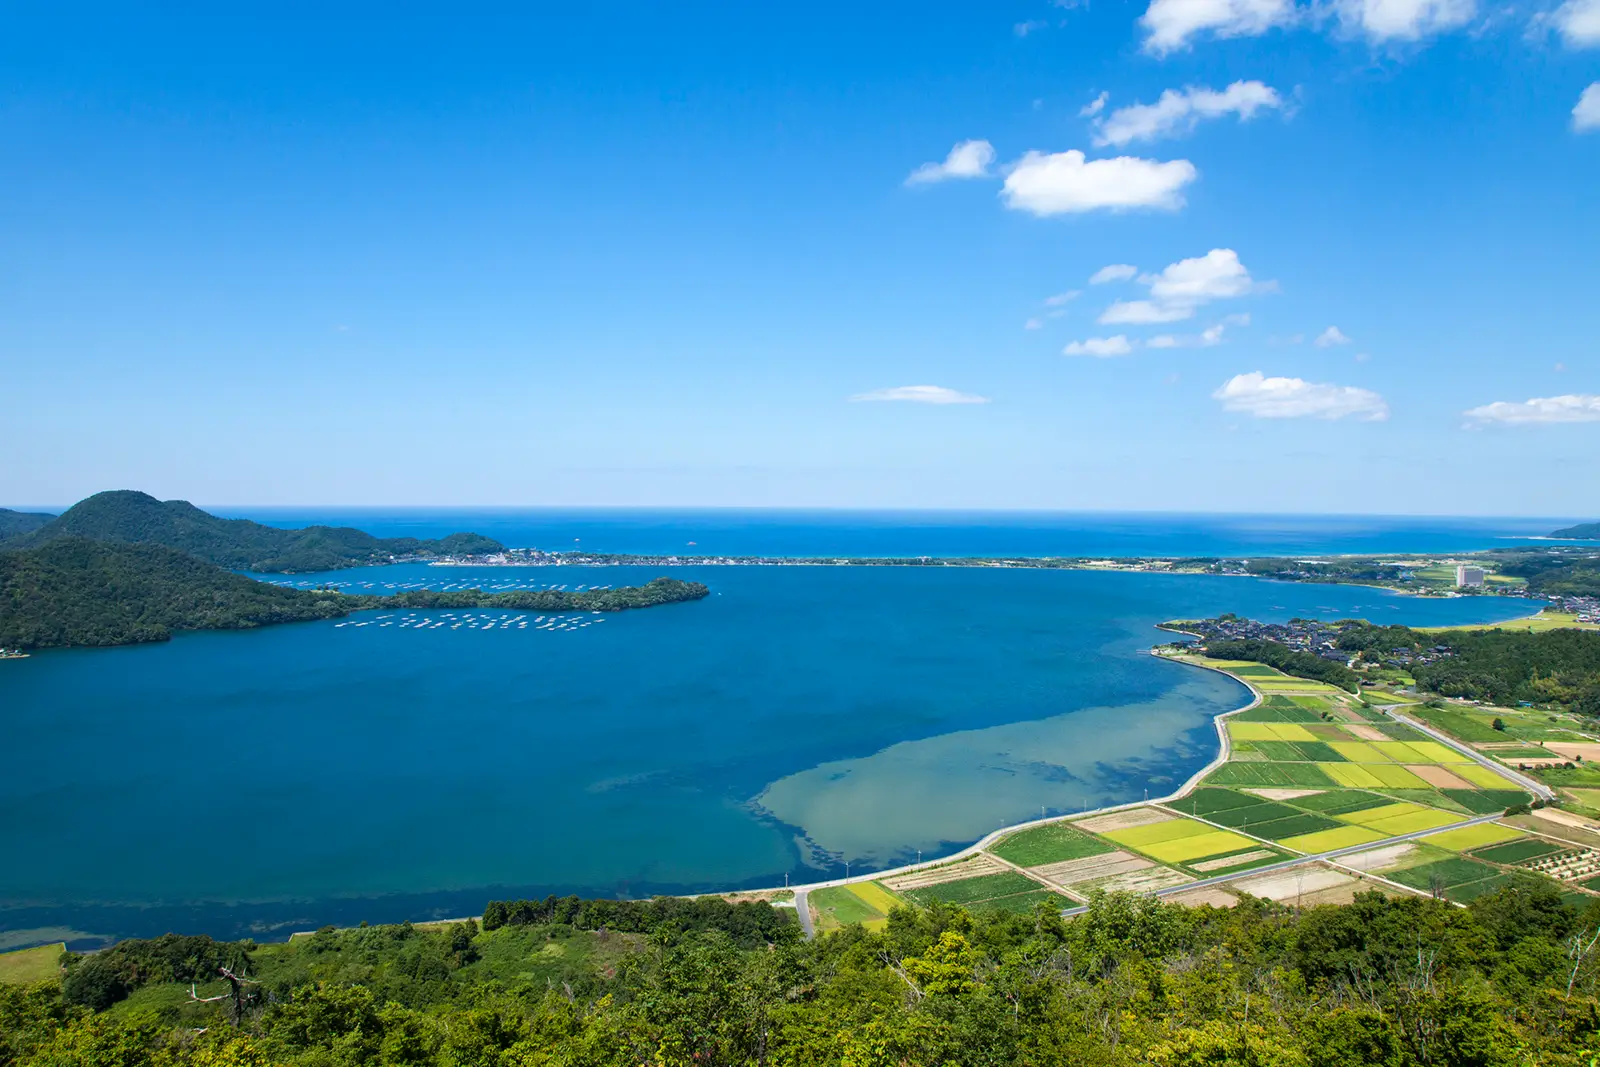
[{"x1": 761, "y1": 647, "x2": 1263, "y2": 901}]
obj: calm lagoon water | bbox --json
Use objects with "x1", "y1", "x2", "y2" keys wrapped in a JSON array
[{"x1": 0, "y1": 562, "x2": 1541, "y2": 946}]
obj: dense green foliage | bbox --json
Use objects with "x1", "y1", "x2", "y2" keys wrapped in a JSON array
[
  {"x1": 1337, "y1": 622, "x2": 1600, "y2": 712},
  {"x1": 0, "y1": 540, "x2": 709, "y2": 650},
  {"x1": 0, "y1": 510, "x2": 53, "y2": 539},
  {"x1": 0, "y1": 538, "x2": 351, "y2": 648},
  {"x1": 1486, "y1": 549, "x2": 1600, "y2": 596},
  {"x1": 1202, "y1": 637, "x2": 1361, "y2": 691},
  {"x1": 61, "y1": 936, "x2": 252, "y2": 1012},
  {"x1": 2, "y1": 491, "x2": 504, "y2": 573},
  {"x1": 1550, "y1": 522, "x2": 1600, "y2": 540},
  {"x1": 482, "y1": 895, "x2": 796, "y2": 949},
  {"x1": 11, "y1": 884, "x2": 1600, "y2": 1065}
]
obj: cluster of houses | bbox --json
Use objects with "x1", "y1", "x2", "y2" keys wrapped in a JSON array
[{"x1": 1170, "y1": 616, "x2": 1364, "y2": 663}]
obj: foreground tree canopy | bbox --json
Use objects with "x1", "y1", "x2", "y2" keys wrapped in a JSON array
[{"x1": 8, "y1": 883, "x2": 1600, "y2": 1066}]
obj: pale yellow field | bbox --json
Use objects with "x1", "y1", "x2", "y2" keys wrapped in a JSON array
[
  {"x1": 1423, "y1": 823, "x2": 1525, "y2": 851},
  {"x1": 1280, "y1": 825, "x2": 1388, "y2": 853},
  {"x1": 1140, "y1": 830, "x2": 1260, "y2": 864},
  {"x1": 1229, "y1": 722, "x2": 1319, "y2": 742},
  {"x1": 1453, "y1": 763, "x2": 1520, "y2": 789}
]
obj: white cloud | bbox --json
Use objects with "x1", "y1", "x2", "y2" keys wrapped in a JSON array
[
  {"x1": 1044, "y1": 289, "x2": 1081, "y2": 306},
  {"x1": 850, "y1": 385, "x2": 991, "y2": 405},
  {"x1": 1576, "y1": 83, "x2": 1600, "y2": 131},
  {"x1": 1015, "y1": 18, "x2": 1050, "y2": 35},
  {"x1": 1094, "y1": 81, "x2": 1285, "y2": 147},
  {"x1": 906, "y1": 140, "x2": 996, "y2": 185},
  {"x1": 1001, "y1": 150, "x2": 1198, "y2": 215},
  {"x1": 1080, "y1": 91, "x2": 1110, "y2": 117},
  {"x1": 1100, "y1": 299, "x2": 1195, "y2": 324},
  {"x1": 1214, "y1": 371, "x2": 1389, "y2": 420},
  {"x1": 1024, "y1": 317, "x2": 1045, "y2": 330},
  {"x1": 1314, "y1": 325, "x2": 1352, "y2": 346},
  {"x1": 1095, "y1": 249, "x2": 1261, "y2": 325},
  {"x1": 1146, "y1": 318, "x2": 1239, "y2": 347},
  {"x1": 1556, "y1": 0, "x2": 1600, "y2": 45},
  {"x1": 1063, "y1": 335, "x2": 1136, "y2": 357},
  {"x1": 1140, "y1": 0, "x2": 1294, "y2": 54},
  {"x1": 1089, "y1": 263, "x2": 1139, "y2": 284},
  {"x1": 1337, "y1": 0, "x2": 1475, "y2": 39},
  {"x1": 1148, "y1": 248, "x2": 1257, "y2": 304},
  {"x1": 1463, "y1": 394, "x2": 1600, "y2": 425}
]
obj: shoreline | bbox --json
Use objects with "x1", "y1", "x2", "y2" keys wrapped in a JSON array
[{"x1": 753, "y1": 650, "x2": 1265, "y2": 902}]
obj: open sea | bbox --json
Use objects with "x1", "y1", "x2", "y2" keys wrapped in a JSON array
[{"x1": 0, "y1": 511, "x2": 1558, "y2": 948}]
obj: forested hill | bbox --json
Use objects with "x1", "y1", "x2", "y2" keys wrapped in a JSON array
[
  {"x1": 0, "y1": 508, "x2": 55, "y2": 538},
  {"x1": 0, "y1": 490, "x2": 504, "y2": 573},
  {"x1": 0, "y1": 538, "x2": 351, "y2": 648},
  {"x1": 1551, "y1": 521, "x2": 1600, "y2": 540},
  {"x1": 0, "y1": 539, "x2": 710, "y2": 650}
]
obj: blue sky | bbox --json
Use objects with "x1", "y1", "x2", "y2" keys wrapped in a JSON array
[{"x1": 2, "y1": 4, "x2": 1596, "y2": 513}]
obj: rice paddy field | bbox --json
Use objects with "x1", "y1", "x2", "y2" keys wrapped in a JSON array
[{"x1": 805, "y1": 649, "x2": 1591, "y2": 934}]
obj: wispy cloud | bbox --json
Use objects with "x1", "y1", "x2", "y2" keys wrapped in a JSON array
[
  {"x1": 1089, "y1": 264, "x2": 1139, "y2": 284},
  {"x1": 849, "y1": 385, "x2": 991, "y2": 405},
  {"x1": 1214, "y1": 371, "x2": 1389, "y2": 420},
  {"x1": 1463, "y1": 394, "x2": 1600, "y2": 425},
  {"x1": 1044, "y1": 289, "x2": 1082, "y2": 306},
  {"x1": 1140, "y1": 0, "x2": 1294, "y2": 54},
  {"x1": 1063, "y1": 335, "x2": 1136, "y2": 357},
  {"x1": 1080, "y1": 91, "x2": 1109, "y2": 117},
  {"x1": 905, "y1": 140, "x2": 996, "y2": 185},
  {"x1": 1093, "y1": 81, "x2": 1285, "y2": 146},
  {"x1": 1576, "y1": 83, "x2": 1600, "y2": 132}
]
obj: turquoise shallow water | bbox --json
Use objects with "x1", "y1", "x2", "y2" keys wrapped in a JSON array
[{"x1": 0, "y1": 565, "x2": 1538, "y2": 944}]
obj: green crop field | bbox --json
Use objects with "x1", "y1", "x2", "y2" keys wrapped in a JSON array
[
  {"x1": 1291, "y1": 741, "x2": 1347, "y2": 762},
  {"x1": 1388, "y1": 857, "x2": 1500, "y2": 890},
  {"x1": 1204, "y1": 762, "x2": 1335, "y2": 788},
  {"x1": 902, "y1": 872, "x2": 1042, "y2": 907},
  {"x1": 1199, "y1": 800, "x2": 1303, "y2": 827},
  {"x1": 1449, "y1": 874, "x2": 1519, "y2": 902},
  {"x1": 1245, "y1": 813, "x2": 1346, "y2": 841},
  {"x1": 1375, "y1": 723, "x2": 1430, "y2": 741},
  {"x1": 991, "y1": 822, "x2": 1113, "y2": 867},
  {"x1": 1255, "y1": 740, "x2": 1310, "y2": 761},
  {"x1": 1409, "y1": 707, "x2": 1507, "y2": 744},
  {"x1": 1289, "y1": 790, "x2": 1391, "y2": 814},
  {"x1": 811, "y1": 885, "x2": 895, "y2": 931},
  {"x1": 1443, "y1": 789, "x2": 1531, "y2": 814},
  {"x1": 968, "y1": 890, "x2": 1075, "y2": 914},
  {"x1": 0, "y1": 943, "x2": 63, "y2": 985},
  {"x1": 1180, "y1": 787, "x2": 1263, "y2": 817},
  {"x1": 1473, "y1": 838, "x2": 1564, "y2": 864}
]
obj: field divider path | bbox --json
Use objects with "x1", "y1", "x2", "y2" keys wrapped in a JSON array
[
  {"x1": 1381, "y1": 706, "x2": 1556, "y2": 801},
  {"x1": 975, "y1": 848, "x2": 1091, "y2": 903},
  {"x1": 1057, "y1": 811, "x2": 1507, "y2": 917}
]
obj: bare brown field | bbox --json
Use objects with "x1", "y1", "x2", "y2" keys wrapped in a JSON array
[
  {"x1": 1344, "y1": 725, "x2": 1387, "y2": 741},
  {"x1": 1085, "y1": 865, "x2": 1192, "y2": 895},
  {"x1": 1167, "y1": 887, "x2": 1240, "y2": 907},
  {"x1": 1245, "y1": 788, "x2": 1324, "y2": 800},
  {"x1": 1077, "y1": 807, "x2": 1176, "y2": 833},
  {"x1": 1230, "y1": 866, "x2": 1355, "y2": 902},
  {"x1": 1408, "y1": 765, "x2": 1473, "y2": 789},
  {"x1": 1191, "y1": 849, "x2": 1276, "y2": 872},
  {"x1": 1031, "y1": 850, "x2": 1152, "y2": 886},
  {"x1": 1337, "y1": 842, "x2": 1418, "y2": 872},
  {"x1": 883, "y1": 855, "x2": 1008, "y2": 891},
  {"x1": 1546, "y1": 743, "x2": 1600, "y2": 761}
]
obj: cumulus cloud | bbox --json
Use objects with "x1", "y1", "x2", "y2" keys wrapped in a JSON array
[
  {"x1": 1140, "y1": 0, "x2": 1294, "y2": 53},
  {"x1": 1556, "y1": 0, "x2": 1600, "y2": 44},
  {"x1": 1463, "y1": 394, "x2": 1600, "y2": 425},
  {"x1": 1314, "y1": 325, "x2": 1352, "y2": 347},
  {"x1": 1096, "y1": 249, "x2": 1261, "y2": 324},
  {"x1": 1213, "y1": 371, "x2": 1389, "y2": 420},
  {"x1": 1089, "y1": 264, "x2": 1139, "y2": 284},
  {"x1": 1080, "y1": 91, "x2": 1110, "y2": 117},
  {"x1": 1094, "y1": 81, "x2": 1285, "y2": 147},
  {"x1": 850, "y1": 385, "x2": 991, "y2": 404},
  {"x1": 1001, "y1": 150, "x2": 1198, "y2": 215},
  {"x1": 1576, "y1": 83, "x2": 1600, "y2": 131},
  {"x1": 1333, "y1": 0, "x2": 1475, "y2": 39},
  {"x1": 906, "y1": 140, "x2": 996, "y2": 185},
  {"x1": 1063, "y1": 335, "x2": 1136, "y2": 357}
]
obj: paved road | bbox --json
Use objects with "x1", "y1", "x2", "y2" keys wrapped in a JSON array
[
  {"x1": 1381, "y1": 706, "x2": 1557, "y2": 801},
  {"x1": 1059, "y1": 811, "x2": 1506, "y2": 917},
  {"x1": 793, "y1": 889, "x2": 814, "y2": 939}
]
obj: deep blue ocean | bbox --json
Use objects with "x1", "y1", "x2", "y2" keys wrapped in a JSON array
[{"x1": 0, "y1": 511, "x2": 1557, "y2": 948}]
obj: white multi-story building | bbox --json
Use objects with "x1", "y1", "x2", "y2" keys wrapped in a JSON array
[{"x1": 1456, "y1": 565, "x2": 1486, "y2": 588}]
